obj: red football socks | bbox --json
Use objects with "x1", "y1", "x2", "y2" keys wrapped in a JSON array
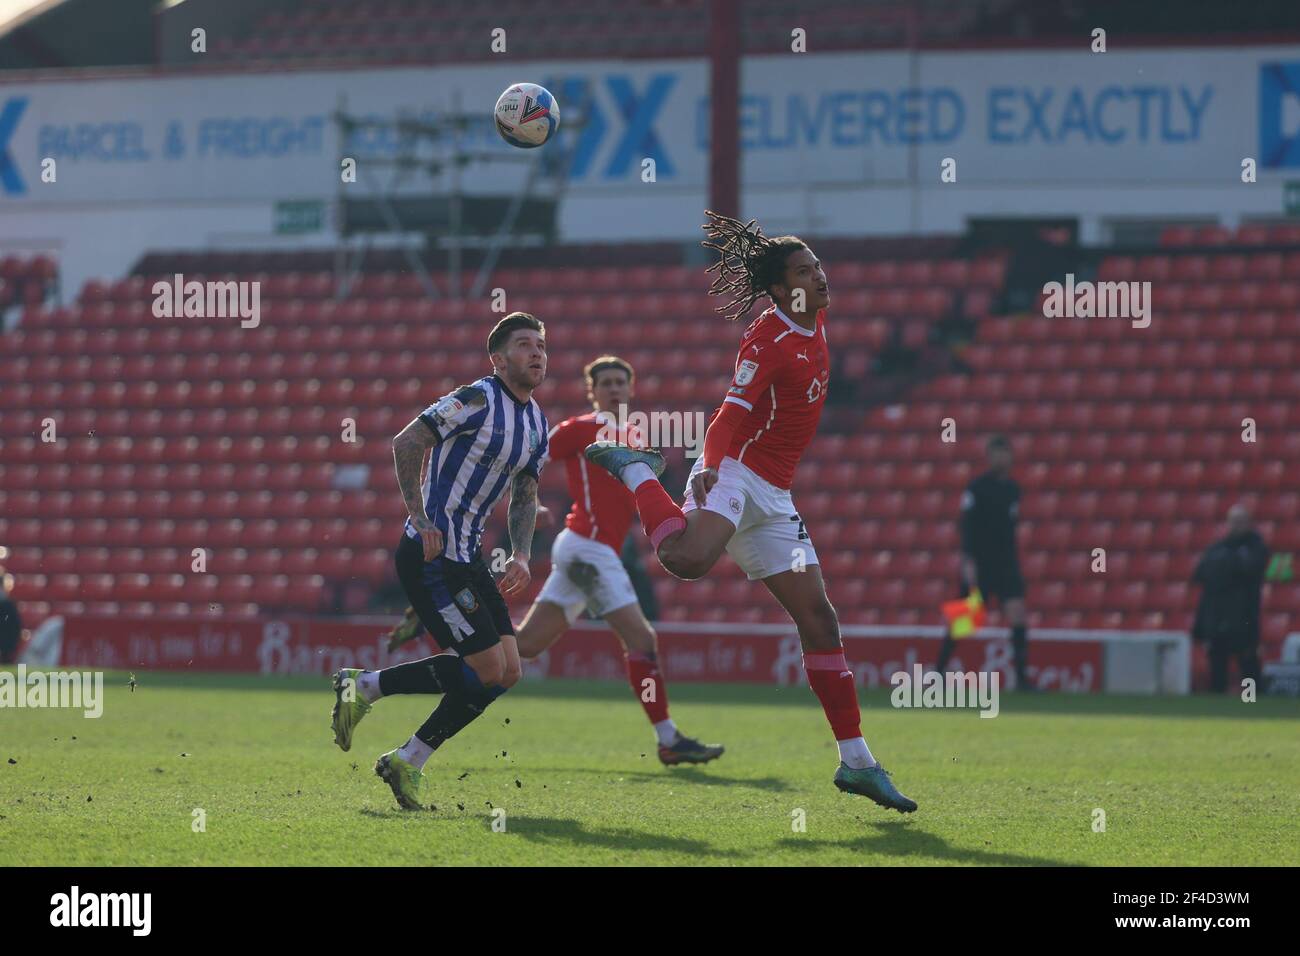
[
  {"x1": 803, "y1": 650, "x2": 862, "y2": 741},
  {"x1": 625, "y1": 650, "x2": 670, "y2": 724},
  {"x1": 634, "y1": 480, "x2": 686, "y2": 548}
]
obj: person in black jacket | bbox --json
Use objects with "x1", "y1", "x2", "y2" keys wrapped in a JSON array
[
  {"x1": 0, "y1": 567, "x2": 21, "y2": 665},
  {"x1": 935, "y1": 435, "x2": 1031, "y2": 688},
  {"x1": 1192, "y1": 503, "x2": 1269, "y2": 693}
]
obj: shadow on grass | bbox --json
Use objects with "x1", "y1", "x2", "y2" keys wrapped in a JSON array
[
  {"x1": 357, "y1": 807, "x2": 750, "y2": 859},
  {"x1": 507, "y1": 815, "x2": 749, "y2": 859},
  {"x1": 777, "y1": 821, "x2": 1075, "y2": 866},
  {"x1": 357, "y1": 806, "x2": 471, "y2": 820},
  {"x1": 358, "y1": 807, "x2": 404, "y2": 819},
  {"x1": 542, "y1": 765, "x2": 794, "y2": 792}
]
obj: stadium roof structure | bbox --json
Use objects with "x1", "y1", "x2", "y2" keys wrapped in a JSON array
[
  {"x1": 0, "y1": 0, "x2": 56, "y2": 39},
  {"x1": 0, "y1": 0, "x2": 155, "y2": 70}
]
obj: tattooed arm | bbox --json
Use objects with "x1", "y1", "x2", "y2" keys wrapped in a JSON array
[
  {"x1": 508, "y1": 471, "x2": 539, "y2": 560},
  {"x1": 393, "y1": 417, "x2": 441, "y2": 560},
  {"x1": 499, "y1": 471, "x2": 538, "y2": 596}
]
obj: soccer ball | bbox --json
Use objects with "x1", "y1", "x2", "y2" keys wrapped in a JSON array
[{"x1": 494, "y1": 83, "x2": 560, "y2": 148}]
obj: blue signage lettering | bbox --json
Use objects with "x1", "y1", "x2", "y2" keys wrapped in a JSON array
[
  {"x1": 987, "y1": 85, "x2": 1213, "y2": 144},
  {"x1": 197, "y1": 116, "x2": 325, "y2": 158},
  {"x1": 714, "y1": 87, "x2": 964, "y2": 149},
  {"x1": 38, "y1": 121, "x2": 149, "y2": 161}
]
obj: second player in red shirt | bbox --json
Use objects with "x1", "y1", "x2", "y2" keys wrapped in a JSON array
[{"x1": 515, "y1": 355, "x2": 724, "y2": 766}]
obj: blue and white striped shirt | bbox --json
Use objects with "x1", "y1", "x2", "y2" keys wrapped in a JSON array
[{"x1": 403, "y1": 374, "x2": 549, "y2": 563}]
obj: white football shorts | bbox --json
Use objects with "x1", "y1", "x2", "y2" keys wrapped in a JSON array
[
  {"x1": 535, "y1": 527, "x2": 640, "y2": 623},
  {"x1": 682, "y1": 455, "x2": 818, "y2": 581}
]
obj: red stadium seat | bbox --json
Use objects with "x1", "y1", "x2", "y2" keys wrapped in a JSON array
[{"x1": 7, "y1": 239, "x2": 1295, "y2": 637}]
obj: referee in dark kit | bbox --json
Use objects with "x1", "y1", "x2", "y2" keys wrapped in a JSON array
[{"x1": 935, "y1": 434, "x2": 1032, "y2": 688}]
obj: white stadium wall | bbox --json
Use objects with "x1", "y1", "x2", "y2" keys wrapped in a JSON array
[{"x1": 2, "y1": 45, "x2": 1299, "y2": 288}]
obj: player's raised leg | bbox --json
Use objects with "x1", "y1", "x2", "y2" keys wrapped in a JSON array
[
  {"x1": 584, "y1": 441, "x2": 734, "y2": 580},
  {"x1": 603, "y1": 601, "x2": 725, "y2": 765},
  {"x1": 763, "y1": 566, "x2": 917, "y2": 813}
]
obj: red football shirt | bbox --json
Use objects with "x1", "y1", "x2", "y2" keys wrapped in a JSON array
[
  {"x1": 545, "y1": 412, "x2": 640, "y2": 552},
  {"x1": 714, "y1": 305, "x2": 830, "y2": 489}
]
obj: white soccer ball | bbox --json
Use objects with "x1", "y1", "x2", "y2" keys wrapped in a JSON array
[{"x1": 494, "y1": 83, "x2": 560, "y2": 148}]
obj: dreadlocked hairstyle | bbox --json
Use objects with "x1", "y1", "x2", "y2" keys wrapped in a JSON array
[{"x1": 700, "y1": 209, "x2": 808, "y2": 322}]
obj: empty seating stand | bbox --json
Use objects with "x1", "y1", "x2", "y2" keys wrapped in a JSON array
[{"x1": 0, "y1": 241, "x2": 1294, "y2": 669}]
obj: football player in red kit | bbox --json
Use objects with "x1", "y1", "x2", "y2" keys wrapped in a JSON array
[
  {"x1": 586, "y1": 211, "x2": 917, "y2": 813},
  {"x1": 515, "y1": 355, "x2": 724, "y2": 765}
]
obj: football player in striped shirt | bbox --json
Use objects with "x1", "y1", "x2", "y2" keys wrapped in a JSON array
[
  {"x1": 585, "y1": 212, "x2": 916, "y2": 813},
  {"x1": 330, "y1": 312, "x2": 549, "y2": 810},
  {"x1": 516, "y1": 354, "x2": 724, "y2": 765}
]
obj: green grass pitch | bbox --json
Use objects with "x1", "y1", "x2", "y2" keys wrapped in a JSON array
[{"x1": 3, "y1": 670, "x2": 1298, "y2": 866}]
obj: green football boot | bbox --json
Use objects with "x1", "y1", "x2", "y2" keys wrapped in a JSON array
[
  {"x1": 385, "y1": 606, "x2": 424, "y2": 652},
  {"x1": 330, "y1": 667, "x2": 372, "y2": 753},
  {"x1": 374, "y1": 750, "x2": 424, "y2": 811},
  {"x1": 833, "y1": 763, "x2": 918, "y2": 814},
  {"x1": 583, "y1": 440, "x2": 666, "y2": 481}
]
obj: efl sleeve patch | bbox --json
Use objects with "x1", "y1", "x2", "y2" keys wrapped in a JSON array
[
  {"x1": 421, "y1": 385, "x2": 486, "y2": 437},
  {"x1": 432, "y1": 394, "x2": 465, "y2": 421},
  {"x1": 734, "y1": 359, "x2": 760, "y2": 386}
]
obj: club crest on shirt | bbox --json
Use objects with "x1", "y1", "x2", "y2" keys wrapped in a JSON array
[
  {"x1": 454, "y1": 588, "x2": 479, "y2": 613},
  {"x1": 527, "y1": 429, "x2": 540, "y2": 453},
  {"x1": 735, "y1": 359, "x2": 760, "y2": 386},
  {"x1": 729, "y1": 497, "x2": 742, "y2": 515}
]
